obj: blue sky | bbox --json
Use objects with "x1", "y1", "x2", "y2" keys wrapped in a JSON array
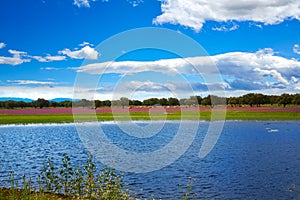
[{"x1": 0, "y1": 0, "x2": 300, "y2": 100}]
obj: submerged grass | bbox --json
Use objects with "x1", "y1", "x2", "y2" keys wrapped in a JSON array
[{"x1": 0, "y1": 109, "x2": 299, "y2": 124}]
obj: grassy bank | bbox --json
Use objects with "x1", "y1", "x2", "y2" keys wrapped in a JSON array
[{"x1": 0, "y1": 109, "x2": 299, "y2": 124}]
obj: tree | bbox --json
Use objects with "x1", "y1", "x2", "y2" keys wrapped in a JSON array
[
  {"x1": 49, "y1": 101, "x2": 59, "y2": 108},
  {"x1": 142, "y1": 98, "x2": 159, "y2": 106},
  {"x1": 190, "y1": 96, "x2": 201, "y2": 105},
  {"x1": 268, "y1": 95, "x2": 278, "y2": 105},
  {"x1": 59, "y1": 100, "x2": 72, "y2": 107},
  {"x1": 201, "y1": 96, "x2": 211, "y2": 106},
  {"x1": 34, "y1": 98, "x2": 49, "y2": 109},
  {"x1": 228, "y1": 97, "x2": 239, "y2": 107},
  {"x1": 292, "y1": 94, "x2": 300, "y2": 105},
  {"x1": 168, "y1": 97, "x2": 179, "y2": 106},
  {"x1": 210, "y1": 95, "x2": 226, "y2": 106},
  {"x1": 277, "y1": 93, "x2": 292, "y2": 107},
  {"x1": 94, "y1": 100, "x2": 102, "y2": 109},
  {"x1": 130, "y1": 100, "x2": 142, "y2": 106},
  {"x1": 242, "y1": 93, "x2": 255, "y2": 107},
  {"x1": 254, "y1": 93, "x2": 265, "y2": 107},
  {"x1": 159, "y1": 98, "x2": 168, "y2": 106},
  {"x1": 120, "y1": 97, "x2": 129, "y2": 108},
  {"x1": 4, "y1": 100, "x2": 16, "y2": 109},
  {"x1": 102, "y1": 100, "x2": 111, "y2": 107}
]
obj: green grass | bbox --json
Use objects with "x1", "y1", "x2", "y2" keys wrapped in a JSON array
[
  {"x1": 0, "y1": 188, "x2": 77, "y2": 200},
  {"x1": 225, "y1": 111, "x2": 300, "y2": 120},
  {"x1": 0, "y1": 110, "x2": 299, "y2": 125}
]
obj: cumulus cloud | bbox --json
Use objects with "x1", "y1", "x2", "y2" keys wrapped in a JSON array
[
  {"x1": 77, "y1": 48, "x2": 300, "y2": 92},
  {"x1": 153, "y1": 0, "x2": 300, "y2": 31},
  {"x1": 0, "y1": 47, "x2": 68, "y2": 65},
  {"x1": 59, "y1": 46, "x2": 99, "y2": 60},
  {"x1": 0, "y1": 43, "x2": 96, "y2": 65},
  {"x1": 0, "y1": 49, "x2": 31, "y2": 66},
  {"x1": 77, "y1": 58, "x2": 205, "y2": 75},
  {"x1": 0, "y1": 42, "x2": 6, "y2": 49},
  {"x1": 293, "y1": 44, "x2": 300, "y2": 54}
]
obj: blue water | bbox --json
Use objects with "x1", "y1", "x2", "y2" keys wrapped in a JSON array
[{"x1": 0, "y1": 121, "x2": 300, "y2": 199}]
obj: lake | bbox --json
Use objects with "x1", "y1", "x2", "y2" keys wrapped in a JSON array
[{"x1": 0, "y1": 121, "x2": 300, "y2": 199}]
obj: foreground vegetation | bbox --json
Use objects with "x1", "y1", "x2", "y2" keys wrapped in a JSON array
[{"x1": 0, "y1": 154, "x2": 194, "y2": 200}]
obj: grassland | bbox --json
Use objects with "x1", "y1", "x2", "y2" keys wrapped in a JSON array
[{"x1": 0, "y1": 106, "x2": 299, "y2": 125}]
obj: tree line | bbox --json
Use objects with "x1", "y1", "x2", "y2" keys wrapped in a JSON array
[{"x1": 0, "y1": 93, "x2": 299, "y2": 109}]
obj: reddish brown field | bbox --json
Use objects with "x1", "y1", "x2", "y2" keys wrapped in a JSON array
[{"x1": 0, "y1": 106, "x2": 299, "y2": 115}]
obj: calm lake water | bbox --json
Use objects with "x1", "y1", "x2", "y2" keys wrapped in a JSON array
[{"x1": 0, "y1": 121, "x2": 300, "y2": 199}]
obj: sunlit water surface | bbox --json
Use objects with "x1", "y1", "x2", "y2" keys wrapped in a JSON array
[{"x1": 0, "y1": 121, "x2": 300, "y2": 199}]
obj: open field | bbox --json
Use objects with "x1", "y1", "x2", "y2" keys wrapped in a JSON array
[{"x1": 0, "y1": 106, "x2": 299, "y2": 124}]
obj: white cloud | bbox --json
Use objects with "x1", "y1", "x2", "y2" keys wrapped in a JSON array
[
  {"x1": 79, "y1": 41, "x2": 94, "y2": 47},
  {"x1": 77, "y1": 48, "x2": 300, "y2": 92},
  {"x1": 0, "y1": 43, "x2": 98, "y2": 66},
  {"x1": 77, "y1": 59, "x2": 196, "y2": 75},
  {"x1": 291, "y1": 76, "x2": 298, "y2": 83},
  {"x1": 7, "y1": 80, "x2": 55, "y2": 86},
  {"x1": 0, "y1": 42, "x2": 6, "y2": 49},
  {"x1": 0, "y1": 86, "x2": 78, "y2": 100},
  {"x1": 74, "y1": 0, "x2": 91, "y2": 7},
  {"x1": 0, "y1": 49, "x2": 31, "y2": 66},
  {"x1": 212, "y1": 24, "x2": 239, "y2": 32},
  {"x1": 59, "y1": 46, "x2": 99, "y2": 60},
  {"x1": 40, "y1": 67, "x2": 60, "y2": 71},
  {"x1": 127, "y1": 0, "x2": 143, "y2": 7},
  {"x1": 153, "y1": 0, "x2": 300, "y2": 31},
  {"x1": 73, "y1": 0, "x2": 109, "y2": 8},
  {"x1": 8, "y1": 49, "x2": 27, "y2": 55},
  {"x1": 293, "y1": 44, "x2": 300, "y2": 54},
  {"x1": 31, "y1": 55, "x2": 66, "y2": 62}
]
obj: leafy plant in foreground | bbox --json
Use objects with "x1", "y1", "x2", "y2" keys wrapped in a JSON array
[{"x1": 4, "y1": 153, "x2": 195, "y2": 200}]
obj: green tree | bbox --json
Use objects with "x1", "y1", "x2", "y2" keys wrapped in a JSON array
[
  {"x1": 120, "y1": 97, "x2": 129, "y2": 108},
  {"x1": 94, "y1": 100, "x2": 102, "y2": 109},
  {"x1": 34, "y1": 98, "x2": 50, "y2": 109},
  {"x1": 292, "y1": 94, "x2": 300, "y2": 105},
  {"x1": 4, "y1": 100, "x2": 16, "y2": 109},
  {"x1": 130, "y1": 100, "x2": 142, "y2": 106},
  {"x1": 102, "y1": 100, "x2": 111, "y2": 107},
  {"x1": 142, "y1": 98, "x2": 159, "y2": 106},
  {"x1": 277, "y1": 93, "x2": 292, "y2": 107},
  {"x1": 228, "y1": 97, "x2": 239, "y2": 107},
  {"x1": 159, "y1": 98, "x2": 168, "y2": 106},
  {"x1": 168, "y1": 97, "x2": 180, "y2": 106},
  {"x1": 201, "y1": 96, "x2": 211, "y2": 106}
]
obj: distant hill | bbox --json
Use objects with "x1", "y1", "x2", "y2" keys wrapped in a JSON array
[
  {"x1": 0, "y1": 97, "x2": 79, "y2": 102},
  {"x1": 50, "y1": 98, "x2": 74, "y2": 102},
  {"x1": 0, "y1": 97, "x2": 34, "y2": 102}
]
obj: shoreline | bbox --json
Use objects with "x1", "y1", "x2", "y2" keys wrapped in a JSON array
[
  {"x1": 0, "y1": 119, "x2": 299, "y2": 127},
  {"x1": 0, "y1": 113, "x2": 299, "y2": 125}
]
